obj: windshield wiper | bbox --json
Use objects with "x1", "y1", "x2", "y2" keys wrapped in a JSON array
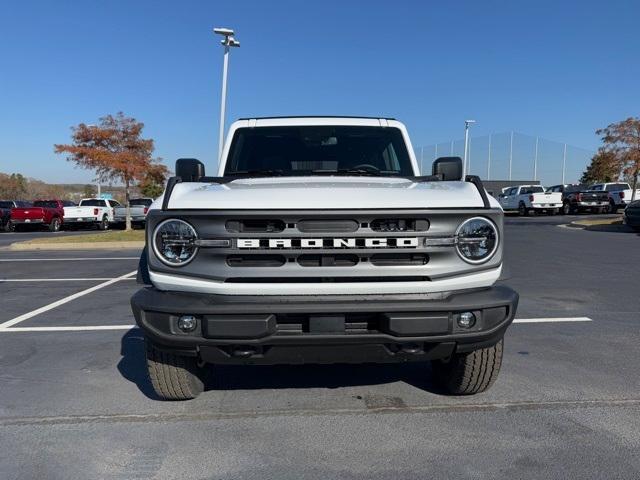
[
  {"x1": 311, "y1": 169, "x2": 400, "y2": 177},
  {"x1": 225, "y1": 169, "x2": 285, "y2": 177}
]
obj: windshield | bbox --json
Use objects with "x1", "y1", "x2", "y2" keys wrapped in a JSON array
[
  {"x1": 224, "y1": 126, "x2": 414, "y2": 177},
  {"x1": 130, "y1": 199, "x2": 152, "y2": 207},
  {"x1": 80, "y1": 199, "x2": 106, "y2": 207},
  {"x1": 521, "y1": 186, "x2": 544, "y2": 194},
  {"x1": 0, "y1": 201, "x2": 14, "y2": 208},
  {"x1": 605, "y1": 183, "x2": 630, "y2": 191},
  {"x1": 33, "y1": 200, "x2": 58, "y2": 208}
]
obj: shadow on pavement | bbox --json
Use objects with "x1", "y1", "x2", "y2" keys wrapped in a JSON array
[
  {"x1": 583, "y1": 223, "x2": 637, "y2": 233},
  {"x1": 117, "y1": 328, "x2": 162, "y2": 400},
  {"x1": 117, "y1": 328, "x2": 444, "y2": 398}
]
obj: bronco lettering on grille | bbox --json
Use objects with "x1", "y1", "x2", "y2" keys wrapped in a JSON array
[{"x1": 237, "y1": 238, "x2": 420, "y2": 249}]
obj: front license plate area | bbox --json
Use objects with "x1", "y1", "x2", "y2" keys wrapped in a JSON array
[{"x1": 309, "y1": 315, "x2": 345, "y2": 334}]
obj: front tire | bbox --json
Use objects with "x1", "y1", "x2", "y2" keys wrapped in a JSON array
[
  {"x1": 4, "y1": 220, "x2": 14, "y2": 232},
  {"x1": 145, "y1": 339, "x2": 206, "y2": 400},
  {"x1": 431, "y1": 339, "x2": 504, "y2": 395},
  {"x1": 609, "y1": 200, "x2": 618, "y2": 214}
]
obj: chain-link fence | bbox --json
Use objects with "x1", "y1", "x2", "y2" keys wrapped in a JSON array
[{"x1": 415, "y1": 132, "x2": 594, "y2": 187}]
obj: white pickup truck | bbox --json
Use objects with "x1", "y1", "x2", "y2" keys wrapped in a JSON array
[
  {"x1": 130, "y1": 116, "x2": 519, "y2": 400},
  {"x1": 63, "y1": 198, "x2": 120, "y2": 230},
  {"x1": 498, "y1": 185, "x2": 563, "y2": 216},
  {"x1": 588, "y1": 182, "x2": 640, "y2": 213}
]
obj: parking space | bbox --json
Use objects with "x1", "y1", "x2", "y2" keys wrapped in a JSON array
[{"x1": 0, "y1": 221, "x2": 638, "y2": 478}]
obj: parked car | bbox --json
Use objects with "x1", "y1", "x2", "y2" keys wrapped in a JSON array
[
  {"x1": 623, "y1": 199, "x2": 640, "y2": 232},
  {"x1": 589, "y1": 182, "x2": 640, "y2": 213},
  {"x1": 11, "y1": 199, "x2": 68, "y2": 232},
  {"x1": 547, "y1": 184, "x2": 610, "y2": 214},
  {"x1": 113, "y1": 198, "x2": 153, "y2": 228},
  {"x1": 63, "y1": 198, "x2": 120, "y2": 230},
  {"x1": 1, "y1": 200, "x2": 31, "y2": 232},
  {"x1": 132, "y1": 116, "x2": 519, "y2": 400},
  {"x1": 498, "y1": 185, "x2": 563, "y2": 215}
]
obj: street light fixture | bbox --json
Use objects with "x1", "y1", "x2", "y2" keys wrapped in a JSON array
[
  {"x1": 214, "y1": 27, "x2": 240, "y2": 162},
  {"x1": 463, "y1": 119, "x2": 476, "y2": 178}
]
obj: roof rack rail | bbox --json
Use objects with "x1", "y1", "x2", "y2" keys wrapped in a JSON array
[{"x1": 237, "y1": 115, "x2": 396, "y2": 121}]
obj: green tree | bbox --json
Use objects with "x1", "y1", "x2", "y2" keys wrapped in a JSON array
[
  {"x1": 580, "y1": 150, "x2": 620, "y2": 184},
  {"x1": 139, "y1": 164, "x2": 168, "y2": 199}
]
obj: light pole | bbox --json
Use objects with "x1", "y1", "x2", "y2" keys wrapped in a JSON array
[
  {"x1": 462, "y1": 120, "x2": 476, "y2": 178},
  {"x1": 214, "y1": 27, "x2": 240, "y2": 163}
]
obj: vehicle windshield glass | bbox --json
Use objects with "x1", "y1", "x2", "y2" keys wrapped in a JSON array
[
  {"x1": 605, "y1": 183, "x2": 630, "y2": 191},
  {"x1": 80, "y1": 199, "x2": 106, "y2": 206},
  {"x1": 33, "y1": 201, "x2": 58, "y2": 208},
  {"x1": 565, "y1": 185, "x2": 583, "y2": 193},
  {"x1": 521, "y1": 186, "x2": 544, "y2": 194},
  {"x1": 0, "y1": 201, "x2": 14, "y2": 208},
  {"x1": 224, "y1": 126, "x2": 414, "y2": 177},
  {"x1": 130, "y1": 199, "x2": 152, "y2": 206}
]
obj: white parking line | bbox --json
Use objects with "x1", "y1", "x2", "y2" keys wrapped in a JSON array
[
  {"x1": 0, "y1": 316, "x2": 594, "y2": 333},
  {"x1": 0, "y1": 257, "x2": 138, "y2": 262},
  {"x1": 1, "y1": 278, "x2": 137, "y2": 282},
  {"x1": 513, "y1": 317, "x2": 592, "y2": 323},
  {"x1": 0, "y1": 270, "x2": 138, "y2": 330}
]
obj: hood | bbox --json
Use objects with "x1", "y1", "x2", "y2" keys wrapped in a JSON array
[{"x1": 157, "y1": 176, "x2": 493, "y2": 210}]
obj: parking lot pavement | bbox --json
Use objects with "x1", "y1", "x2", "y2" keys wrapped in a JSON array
[{"x1": 0, "y1": 223, "x2": 638, "y2": 479}]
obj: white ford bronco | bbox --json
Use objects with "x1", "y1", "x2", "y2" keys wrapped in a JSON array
[{"x1": 131, "y1": 117, "x2": 518, "y2": 400}]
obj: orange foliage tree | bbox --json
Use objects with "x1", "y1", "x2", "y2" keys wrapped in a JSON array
[
  {"x1": 596, "y1": 117, "x2": 640, "y2": 201},
  {"x1": 55, "y1": 112, "x2": 168, "y2": 229}
]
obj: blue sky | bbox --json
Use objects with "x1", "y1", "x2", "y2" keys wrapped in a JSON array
[{"x1": 0, "y1": 0, "x2": 638, "y2": 184}]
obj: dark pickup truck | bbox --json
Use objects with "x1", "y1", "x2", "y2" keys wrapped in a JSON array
[
  {"x1": 11, "y1": 200, "x2": 71, "y2": 232},
  {"x1": 0, "y1": 200, "x2": 31, "y2": 232},
  {"x1": 547, "y1": 184, "x2": 610, "y2": 215}
]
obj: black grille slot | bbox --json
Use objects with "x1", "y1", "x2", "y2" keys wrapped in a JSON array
[
  {"x1": 370, "y1": 253, "x2": 429, "y2": 266},
  {"x1": 226, "y1": 255, "x2": 286, "y2": 267},
  {"x1": 297, "y1": 254, "x2": 359, "y2": 267},
  {"x1": 297, "y1": 219, "x2": 359, "y2": 232},
  {"x1": 226, "y1": 219, "x2": 286, "y2": 233},
  {"x1": 225, "y1": 276, "x2": 430, "y2": 283},
  {"x1": 370, "y1": 218, "x2": 429, "y2": 232}
]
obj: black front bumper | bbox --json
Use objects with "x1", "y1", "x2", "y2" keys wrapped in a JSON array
[{"x1": 131, "y1": 286, "x2": 518, "y2": 365}]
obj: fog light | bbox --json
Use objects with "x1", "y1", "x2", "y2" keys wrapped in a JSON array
[
  {"x1": 177, "y1": 315, "x2": 197, "y2": 332},
  {"x1": 457, "y1": 312, "x2": 476, "y2": 328}
]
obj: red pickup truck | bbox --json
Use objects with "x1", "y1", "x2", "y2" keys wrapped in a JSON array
[{"x1": 11, "y1": 200, "x2": 71, "y2": 232}]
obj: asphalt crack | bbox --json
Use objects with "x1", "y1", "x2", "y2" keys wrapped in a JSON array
[{"x1": 2, "y1": 398, "x2": 639, "y2": 427}]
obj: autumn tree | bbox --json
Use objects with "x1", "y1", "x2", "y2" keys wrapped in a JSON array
[
  {"x1": 54, "y1": 113, "x2": 168, "y2": 229},
  {"x1": 580, "y1": 149, "x2": 620, "y2": 184},
  {"x1": 596, "y1": 117, "x2": 640, "y2": 201}
]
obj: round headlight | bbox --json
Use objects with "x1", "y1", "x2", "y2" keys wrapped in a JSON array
[
  {"x1": 455, "y1": 217, "x2": 498, "y2": 264},
  {"x1": 152, "y1": 219, "x2": 198, "y2": 266}
]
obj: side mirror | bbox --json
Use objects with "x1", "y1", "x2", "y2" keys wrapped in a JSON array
[
  {"x1": 432, "y1": 157, "x2": 463, "y2": 181},
  {"x1": 175, "y1": 158, "x2": 205, "y2": 182}
]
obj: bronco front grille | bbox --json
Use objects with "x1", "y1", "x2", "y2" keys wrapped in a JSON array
[{"x1": 146, "y1": 209, "x2": 503, "y2": 283}]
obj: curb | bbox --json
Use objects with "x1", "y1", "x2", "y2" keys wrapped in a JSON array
[{"x1": 8, "y1": 241, "x2": 145, "y2": 251}]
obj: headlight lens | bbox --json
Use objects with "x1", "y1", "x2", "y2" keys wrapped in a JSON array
[
  {"x1": 152, "y1": 219, "x2": 198, "y2": 266},
  {"x1": 455, "y1": 217, "x2": 498, "y2": 264}
]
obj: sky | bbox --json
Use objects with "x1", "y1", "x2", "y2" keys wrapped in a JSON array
[{"x1": 0, "y1": 0, "x2": 638, "y2": 184}]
